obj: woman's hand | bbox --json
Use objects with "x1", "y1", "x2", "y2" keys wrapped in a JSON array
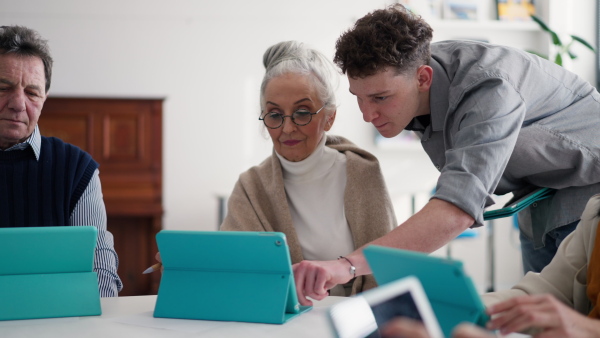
[
  {"x1": 154, "y1": 252, "x2": 164, "y2": 273},
  {"x1": 292, "y1": 259, "x2": 353, "y2": 306},
  {"x1": 486, "y1": 294, "x2": 600, "y2": 337},
  {"x1": 143, "y1": 252, "x2": 163, "y2": 274}
]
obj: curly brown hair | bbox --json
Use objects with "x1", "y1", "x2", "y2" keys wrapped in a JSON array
[{"x1": 334, "y1": 4, "x2": 433, "y2": 78}]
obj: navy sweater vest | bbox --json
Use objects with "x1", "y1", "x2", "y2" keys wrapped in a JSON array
[{"x1": 0, "y1": 137, "x2": 98, "y2": 227}]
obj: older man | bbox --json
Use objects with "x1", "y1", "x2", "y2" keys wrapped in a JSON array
[{"x1": 0, "y1": 25, "x2": 122, "y2": 297}]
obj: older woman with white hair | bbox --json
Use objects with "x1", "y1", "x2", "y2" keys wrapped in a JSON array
[{"x1": 220, "y1": 41, "x2": 396, "y2": 296}]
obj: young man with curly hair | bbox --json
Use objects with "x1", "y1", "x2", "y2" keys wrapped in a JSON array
[{"x1": 292, "y1": 4, "x2": 600, "y2": 308}]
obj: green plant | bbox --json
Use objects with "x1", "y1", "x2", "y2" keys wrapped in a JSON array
[{"x1": 530, "y1": 14, "x2": 595, "y2": 66}]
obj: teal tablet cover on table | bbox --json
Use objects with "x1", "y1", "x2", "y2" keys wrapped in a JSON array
[
  {"x1": 154, "y1": 231, "x2": 312, "y2": 324},
  {"x1": 363, "y1": 245, "x2": 488, "y2": 337},
  {"x1": 0, "y1": 226, "x2": 101, "y2": 320}
]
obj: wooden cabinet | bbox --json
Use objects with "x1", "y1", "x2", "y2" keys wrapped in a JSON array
[{"x1": 38, "y1": 97, "x2": 163, "y2": 296}]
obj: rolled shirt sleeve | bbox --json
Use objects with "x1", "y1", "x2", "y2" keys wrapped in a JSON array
[
  {"x1": 433, "y1": 77, "x2": 526, "y2": 227},
  {"x1": 70, "y1": 169, "x2": 123, "y2": 297},
  {"x1": 424, "y1": 41, "x2": 600, "y2": 230}
]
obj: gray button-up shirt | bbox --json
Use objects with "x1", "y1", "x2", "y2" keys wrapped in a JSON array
[{"x1": 411, "y1": 40, "x2": 600, "y2": 248}]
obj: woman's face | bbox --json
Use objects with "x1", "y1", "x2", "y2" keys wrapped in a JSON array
[{"x1": 262, "y1": 73, "x2": 335, "y2": 162}]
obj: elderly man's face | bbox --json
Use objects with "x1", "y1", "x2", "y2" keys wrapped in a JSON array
[{"x1": 0, "y1": 53, "x2": 47, "y2": 150}]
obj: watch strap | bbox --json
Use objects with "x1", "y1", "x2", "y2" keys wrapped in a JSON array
[{"x1": 338, "y1": 256, "x2": 356, "y2": 278}]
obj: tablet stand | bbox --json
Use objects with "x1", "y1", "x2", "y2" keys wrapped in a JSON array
[
  {"x1": 153, "y1": 231, "x2": 311, "y2": 324},
  {"x1": 0, "y1": 226, "x2": 102, "y2": 320}
]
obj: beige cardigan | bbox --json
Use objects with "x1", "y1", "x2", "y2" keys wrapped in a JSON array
[
  {"x1": 221, "y1": 135, "x2": 396, "y2": 294},
  {"x1": 482, "y1": 194, "x2": 600, "y2": 316}
]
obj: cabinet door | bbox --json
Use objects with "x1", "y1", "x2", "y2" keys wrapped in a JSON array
[{"x1": 39, "y1": 97, "x2": 163, "y2": 296}]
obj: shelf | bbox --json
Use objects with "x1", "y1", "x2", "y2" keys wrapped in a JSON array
[{"x1": 429, "y1": 19, "x2": 540, "y2": 31}]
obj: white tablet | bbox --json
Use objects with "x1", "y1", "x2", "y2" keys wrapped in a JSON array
[{"x1": 328, "y1": 276, "x2": 443, "y2": 338}]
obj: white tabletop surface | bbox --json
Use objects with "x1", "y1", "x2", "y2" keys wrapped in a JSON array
[
  {"x1": 0, "y1": 295, "x2": 530, "y2": 338},
  {"x1": 0, "y1": 295, "x2": 344, "y2": 338}
]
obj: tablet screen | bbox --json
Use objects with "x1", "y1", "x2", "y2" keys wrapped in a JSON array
[
  {"x1": 328, "y1": 277, "x2": 442, "y2": 338},
  {"x1": 370, "y1": 291, "x2": 423, "y2": 333}
]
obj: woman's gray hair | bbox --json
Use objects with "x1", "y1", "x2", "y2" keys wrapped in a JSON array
[
  {"x1": 0, "y1": 25, "x2": 53, "y2": 92},
  {"x1": 260, "y1": 41, "x2": 338, "y2": 113}
]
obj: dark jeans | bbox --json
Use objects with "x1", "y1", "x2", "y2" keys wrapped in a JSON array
[{"x1": 519, "y1": 220, "x2": 579, "y2": 274}]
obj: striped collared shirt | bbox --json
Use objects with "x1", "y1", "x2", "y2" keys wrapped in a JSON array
[{"x1": 3, "y1": 126, "x2": 123, "y2": 297}]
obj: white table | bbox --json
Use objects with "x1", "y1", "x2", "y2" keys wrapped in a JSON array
[
  {"x1": 0, "y1": 295, "x2": 530, "y2": 338},
  {"x1": 0, "y1": 296, "x2": 343, "y2": 338}
]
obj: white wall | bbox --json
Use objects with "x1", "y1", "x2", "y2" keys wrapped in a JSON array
[
  {"x1": 2, "y1": 0, "x2": 597, "y2": 292},
  {"x1": 552, "y1": 0, "x2": 598, "y2": 85},
  {"x1": 0, "y1": 0, "x2": 389, "y2": 231}
]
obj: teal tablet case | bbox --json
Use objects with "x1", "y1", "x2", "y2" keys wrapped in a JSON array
[
  {"x1": 0, "y1": 226, "x2": 101, "y2": 320},
  {"x1": 363, "y1": 245, "x2": 488, "y2": 338},
  {"x1": 483, "y1": 187, "x2": 556, "y2": 220},
  {"x1": 154, "y1": 231, "x2": 312, "y2": 324}
]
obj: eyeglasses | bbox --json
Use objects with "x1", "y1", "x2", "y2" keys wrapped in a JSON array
[{"x1": 259, "y1": 104, "x2": 326, "y2": 129}]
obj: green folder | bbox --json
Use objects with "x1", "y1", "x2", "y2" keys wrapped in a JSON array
[
  {"x1": 0, "y1": 226, "x2": 101, "y2": 320},
  {"x1": 483, "y1": 187, "x2": 556, "y2": 220},
  {"x1": 154, "y1": 231, "x2": 312, "y2": 324},
  {"x1": 364, "y1": 245, "x2": 488, "y2": 338}
]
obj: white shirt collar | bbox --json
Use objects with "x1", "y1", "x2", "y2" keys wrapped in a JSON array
[{"x1": 2, "y1": 125, "x2": 42, "y2": 160}]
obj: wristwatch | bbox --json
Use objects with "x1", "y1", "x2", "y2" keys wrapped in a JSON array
[{"x1": 338, "y1": 256, "x2": 356, "y2": 278}]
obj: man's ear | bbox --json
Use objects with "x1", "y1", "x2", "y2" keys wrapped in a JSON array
[
  {"x1": 416, "y1": 65, "x2": 433, "y2": 92},
  {"x1": 324, "y1": 110, "x2": 336, "y2": 131},
  {"x1": 39, "y1": 90, "x2": 49, "y2": 109}
]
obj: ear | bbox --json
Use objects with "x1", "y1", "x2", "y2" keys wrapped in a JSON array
[
  {"x1": 324, "y1": 110, "x2": 336, "y2": 131},
  {"x1": 40, "y1": 90, "x2": 49, "y2": 107},
  {"x1": 416, "y1": 65, "x2": 433, "y2": 92}
]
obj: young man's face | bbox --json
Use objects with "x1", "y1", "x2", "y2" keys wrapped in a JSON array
[{"x1": 348, "y1": 66, "x2": 431, "y2": 138}]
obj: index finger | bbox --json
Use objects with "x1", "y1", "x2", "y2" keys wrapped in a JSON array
[{"x1": 293, "y1": 262, "x2": 313, "y2": 306}]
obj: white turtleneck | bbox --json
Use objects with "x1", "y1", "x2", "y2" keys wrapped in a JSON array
[{"x1": 276, "y1": 135, "x2": 354, "y2": 261}]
